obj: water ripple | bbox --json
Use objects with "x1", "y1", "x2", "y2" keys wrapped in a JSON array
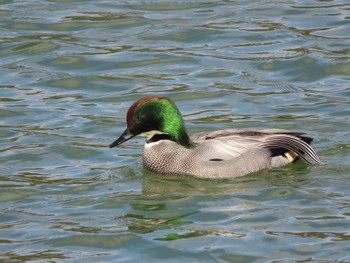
[{"x1": 1, "y1": 0, "x2": 350, "y2": 262}]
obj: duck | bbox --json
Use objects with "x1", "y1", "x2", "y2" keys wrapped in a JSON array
[{"x1": 110, "y1": 96, "x2": 322, "y2": 179}]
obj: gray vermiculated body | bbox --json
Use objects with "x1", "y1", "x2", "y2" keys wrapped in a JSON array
[{"x1": 142, "y1": 129, "x2": 292, "y2": 179}]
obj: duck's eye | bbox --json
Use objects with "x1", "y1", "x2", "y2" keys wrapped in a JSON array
[{"x1": 136, "y1": 114, "x2": 144, "y2": 122}]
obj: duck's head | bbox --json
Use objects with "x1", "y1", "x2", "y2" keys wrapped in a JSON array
[{"x1": 110, "y1": 96, "x2": 193, "y2": 148}]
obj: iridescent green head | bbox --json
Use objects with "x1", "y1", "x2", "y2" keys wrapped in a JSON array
[{"x1": 110, "y1": 96, "x2": 193, "y2": 148}]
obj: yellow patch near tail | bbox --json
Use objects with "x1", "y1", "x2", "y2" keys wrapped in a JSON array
[{"x1": 285, "y1": 151, "x2": 298, "y2": 163}]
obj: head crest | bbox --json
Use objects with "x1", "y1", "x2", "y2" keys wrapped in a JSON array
[{"x1": 126, "y1": 96, "x2": 166, "y2": 126}]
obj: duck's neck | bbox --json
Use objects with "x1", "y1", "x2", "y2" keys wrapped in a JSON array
[
  {"x1": 175, "y1": 128, "x2": 194, "y2": 148},
  {"x1": 158, "y1": 122, "x2": 193, "y2": 148},
  {"x1": 154, "y1": 99, "x2": 194, "y2": 148}
]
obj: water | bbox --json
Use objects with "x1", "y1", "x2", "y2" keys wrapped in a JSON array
[{"x1": 1, "y1": 0, "x2": 350, "y2": 262}]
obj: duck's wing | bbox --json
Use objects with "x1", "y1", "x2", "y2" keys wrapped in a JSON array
[
  {"x1": 191, "y1": 129, "x2": 304, "y2": 142},
  {"x1": 190, "y1": 129, "x2": 322, "y2": 165}
]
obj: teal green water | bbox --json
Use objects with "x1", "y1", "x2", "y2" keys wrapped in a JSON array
[{"x1": 1, "y1": 1, "x2": 350, "y2": 262}]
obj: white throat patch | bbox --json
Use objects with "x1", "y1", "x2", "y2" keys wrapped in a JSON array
[{"x1": 140, "y1": 130, "x2": 166, "y2": 139}]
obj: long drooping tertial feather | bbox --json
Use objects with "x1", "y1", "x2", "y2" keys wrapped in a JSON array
[{"x1": 259, "y1": 134, "x2": 323, "y2": 164}]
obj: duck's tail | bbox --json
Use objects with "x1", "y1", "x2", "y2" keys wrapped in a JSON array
[{"x1": 259, "y1": 134, "x2": 323, "y2": 165}]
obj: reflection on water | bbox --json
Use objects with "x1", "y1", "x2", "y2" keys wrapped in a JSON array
[{"x1": 1, "y1": 0, "x2": 350, "y2": 262}]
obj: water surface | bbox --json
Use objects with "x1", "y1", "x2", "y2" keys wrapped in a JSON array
[{"x1": 1, "y1": 1, "x2": 350, "y2": 262}]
